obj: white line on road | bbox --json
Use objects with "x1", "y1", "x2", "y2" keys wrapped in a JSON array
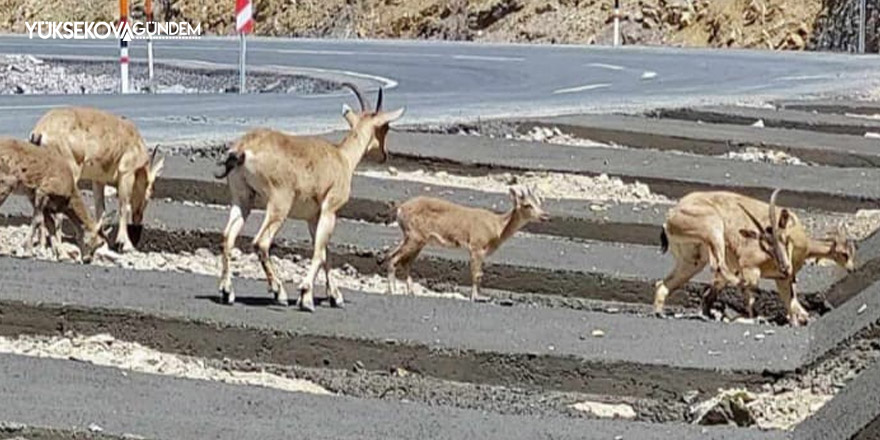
[
  {"x1": 774, "y1": 74, "x2": 837, "y2": 82},
  {"x1": 0, "y1": 104, "x2": 61, "y2": 111},
  {"x1": 452, "y1": 54, "x2": 524, "y2": 62},
  {"x1": 276, "y1": 49, "x2": 443, "y2": 59},
  {"x1": 552, "y1": 83, "x2": 612, "y2": 94},
  {"x1": 587, "y1": 63, "x2": 625, "y2": 71},
  {"x1": 266, "y1": 65, "x2": 399, "y2": 89}
]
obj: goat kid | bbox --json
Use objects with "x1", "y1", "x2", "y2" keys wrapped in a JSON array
[
  {"x1": 216, "y1": 83, "x2": 404, "y2": 312},
  {"x1": 655, "y1": 189, "x2": 855, "y2": 326},
  {"x1": 0, "y1": 138, "x2": 107, "y2": 262},
  {"x1": 386, "y1": 186, "x2": 550, "y2": 301},
  {"x1": 30, "y1": 106, "x2": 164, "y2": 252}
]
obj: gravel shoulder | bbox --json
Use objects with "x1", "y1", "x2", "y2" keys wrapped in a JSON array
[{"x1": 0, "y1": 55, "x2": 339, "y2": 95}]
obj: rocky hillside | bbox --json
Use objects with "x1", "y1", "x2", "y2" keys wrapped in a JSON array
[{"x1": 0, "y1": 0, "x2": 874, "y2": 51}]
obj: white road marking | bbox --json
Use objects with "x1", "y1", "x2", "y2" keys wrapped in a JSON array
[
  {"x1": 0, "y1": 104, "x2": 61, "y2": 111},
  {"x1": 587, "y1": 63, "x2": 625, "y2": 71},
  {"x1": 265, "y1": 65, "x2": 399, "y2": 89},
  {"x1": 641, "y1": 71, "x2": 658, "y2": 80},
  {"x1": 276, "y1": 48, "x2": 443, "y2": 59},
  {"x1": 452, "y1": 54, "x2": 524, "y2": 62},
  {"x1": 552, "y1": 83, "x2": 612, "y2": 94},
  {"x1": 774, "y1": 74, "x2": 836, "y2": 81}
]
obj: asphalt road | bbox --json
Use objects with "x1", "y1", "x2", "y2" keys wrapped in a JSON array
[
  {"x1": 0, "y1": 354, "x2": 779, "y2": 440},
  {"x1": 0, "y1": 36, "x2": 879, "y2": 144},
  {"x1": 0, "y1": 256, "x2": 808, "y2": 373}
]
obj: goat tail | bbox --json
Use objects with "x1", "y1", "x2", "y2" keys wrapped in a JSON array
[
  {"x1": 659, "y1": 227, "x2": 669, "y2": 254},
  {"x1": 215, "y1": 150, "x2": 245, "y2": 179},
  {"x1": 29, "y1": 132, "x2": 42, "y2": 146}
]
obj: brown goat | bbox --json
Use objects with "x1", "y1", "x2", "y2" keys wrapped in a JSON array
[
  {"x1": 216, "y1": 84, "x2": 405, "y2": 312},
  {"x1": 0, "y1": 138, "x2": 106, "y2": 262},
  {"x1": 386, "y1": 186, "x2": 550, "y2": 301},
  {"x1": 655, "y1": 189, "x2": 855, "y2": 325},
  {"x1": 30, "y1": 106, "x2": 164, "y2": 252}
]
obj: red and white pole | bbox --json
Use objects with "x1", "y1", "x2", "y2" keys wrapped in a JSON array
[
  {"x1": 146, "y1": 0, "x2": 154, "y2": 86},
  {"x1": 119, "y1": 0, "x2": 130, "y2": 93},
  {"x1": 235, "y1": 0, "x2": 254, "y2": 94}
]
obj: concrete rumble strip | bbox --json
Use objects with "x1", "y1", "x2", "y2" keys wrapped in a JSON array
[{"x1": 0, "y1": 354, "x2": 778, "y2": 440}]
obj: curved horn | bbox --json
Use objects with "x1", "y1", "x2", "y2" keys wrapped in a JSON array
[
  {"x1": 341, "y1": 82, "x2": 368, "y2": 112},
  {"x1": 375, "y1": 88, "x2": 384, "y2": 112},
  {"x1": 738, "y1": 203, "x2": 766, "y2": 233},
  {"x1": 150, "y1": 146, "x2": 159, "y2": 163},
  {"x1": 768, "y1": 188, "x2": 781, "y2": 234}
]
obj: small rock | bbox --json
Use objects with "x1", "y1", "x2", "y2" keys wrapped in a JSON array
[
  {"x1": 751, "y1": 119, "x2": 765, "y2": 128},
  {"x1": 88, "y1": 423, "x2": 104, "y2": 433},
  {"x1": 388, "y1": 166, "x2": 399, "y2": 176},
  {"x1": 682, "y1": 390, "x2": 700, "y2": 404},
  {"x1": 857, "y1": 304, "x2": 868, "y2": 315},
  {"x1": 691, "y1": 389, "x2": 757, "y2": 427},
  {"x1": 591, "y1": 329, "x2": 606, "y2": 338},
  {"x1": 569, "y1": 401, "x2": 636, "y2": 419},
  {"x1": 754, "y1": 333, "x2": 765, "y2": 341}
]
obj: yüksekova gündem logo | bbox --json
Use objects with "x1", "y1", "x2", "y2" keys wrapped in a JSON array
[{"x1": 25, "y1": 21, "x2": 202, "y2": 40}]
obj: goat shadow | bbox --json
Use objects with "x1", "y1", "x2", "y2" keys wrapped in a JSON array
[{"x1": 194, "y1": 295, "x2": 337, "y2": 309}]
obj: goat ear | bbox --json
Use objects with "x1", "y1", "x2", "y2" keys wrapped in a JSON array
[
  {"x1": 739, "y1": 229, "x2": 760, "y2": 240},
  {"x1": 778, "y1": 209, "x2": 792, "y2": 229},
  {"x1": 342, "y1": 104, "x2": 358, "y2": 127},
  {"x1": 377, "y1": 107, "x2": 406, "y2": 126},
  {"x1": 509, "y1": 187, "x2": 522, "y2": 205}
]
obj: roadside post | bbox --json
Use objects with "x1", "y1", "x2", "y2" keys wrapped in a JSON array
[
  {"x1": 859, "y1": 0, "x2": 866, "y2": 53},
  {"x1": 235, "y1": 0, "x2": 254, "y2": 94},
  {"x1": 613, "y1": 0, "x2": 621, "y2": 47},
  {"x1": 119, "y1": 0, "x2": 130, "y2": 93},
  {"x1": 146, "y1": 0, "x2": 154, "y2": 87}
]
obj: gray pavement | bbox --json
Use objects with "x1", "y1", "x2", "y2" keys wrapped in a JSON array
[
  {"x1": 0, "y1": 256, "x2": 809, "y2": 374},
  {"x1": 385, "y1": 131, "x2": 880, "y2": 212},
  {"x1": 793, "y1": 357, "x2": 880, "y2": 440},
  {"x1": 651, "y1": 105, "x2": 880, "y2": 136},
  {"x1": 0, "y1": 195, "x2": 843, "y2": 301},
  {"x1": 527, "y1": 114, "x2": 880, "y2": 168},
  {"x1": 0, "y1": 37, "x2": 879, "y2": 146},
  {"x1": 0, "y1": 354, "x2": 780, "y2": 440},
  {"x1": 160, "y1": 155, "x2": 669, "y2": 244}
]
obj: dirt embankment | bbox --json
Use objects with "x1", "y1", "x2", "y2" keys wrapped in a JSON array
[{"x1": 1, "y1": 0, "x2": 866, "y2": 51}]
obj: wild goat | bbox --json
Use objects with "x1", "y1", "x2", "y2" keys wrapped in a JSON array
[
  {"x1": 0, "y1": 138, "x2": 107, "y2": 262},
  {"x1": 385, "y1": 186, "x2": 550, "y2": 301},
  {"x1": 30, "y1": 106, "x2": 164, "y2": 252},
  {"x1": 216, "y1": 83, "x2": 405, "y2": 312},
  {"x1": 654, "y1": 189, "x2": 855, "y2": 326}
]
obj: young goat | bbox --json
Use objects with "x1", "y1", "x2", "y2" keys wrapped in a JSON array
[
  {"x1": 0, "y1": 138, "x2": 107, "y2": 262},
  {"x1": 216, "y1": 84, "x2": 405, "y2": 312},
  {"x1": 386, "y1": 186, "x2": 550, "y2": 301},
  {"x1": 655, "y1": 189, "x2": 855, "y2": 325},
  {"x1": 30, "y1": 106, "x2": 164, "y2": 252}
]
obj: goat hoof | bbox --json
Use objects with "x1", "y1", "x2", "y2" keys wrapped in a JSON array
[
  {"x1": 297, "y1": 299, "x2": 316, "y2": 313},
  {"x1": 329, "y1": 296, "x2": 345, "y2": 309},
  {"x1": 220, "y1": 289, "x2": 236, "y2": 305},
  {"x1": 272, "y1": 290, "x2": 288, "y2": 307},
  {"x1": 115, "y1": 241, "x2": 135, "y2": 253}
]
